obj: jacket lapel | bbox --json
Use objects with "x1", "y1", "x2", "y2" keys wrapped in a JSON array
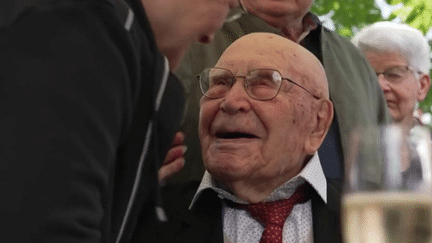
[
  {"x1": 163, "y1": 180, "x2": 342, "y2": 243},
  {"x1": 176, "y1": 189, "x2": 225, "y2": 243},
  {"x1": 312, "y1": 179, "x2": 342, "y2": 243}
]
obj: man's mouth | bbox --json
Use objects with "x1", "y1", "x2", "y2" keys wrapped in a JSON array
[{"x1": 215, "y1": 131, "x2": 258, "y2": 139}]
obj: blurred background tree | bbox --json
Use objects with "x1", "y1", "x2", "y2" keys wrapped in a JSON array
[
  {"x1": 311, "y1": 0, "x2": 432, "y2": 122},
  {"x1": 312, "y1": 0, "x2": 384, "y2": 37}
]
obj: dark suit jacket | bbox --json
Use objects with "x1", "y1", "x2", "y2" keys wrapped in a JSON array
[
  {"x1": 141, "y1": 180, "x2": 342, "y2": 243},
  {"x1": 0, "y1": 0, "x2": 185, "y2": 242}
]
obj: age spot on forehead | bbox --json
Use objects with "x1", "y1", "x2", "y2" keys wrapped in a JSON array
[{"x1": 275, "y1": 50, "x2": 287, "y2": 61}]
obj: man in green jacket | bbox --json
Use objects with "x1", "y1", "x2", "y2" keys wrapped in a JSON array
[{"x1": 171, "y1": 0, "x2": 390, "y2": 183}]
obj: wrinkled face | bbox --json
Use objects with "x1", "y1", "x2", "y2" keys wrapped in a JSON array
[
  {"x1": 198, "y1": 43, "x2": 316, "y2": 184},
  {"x1": 366, "y1": 51, "x2": 421, "y2": 123}
]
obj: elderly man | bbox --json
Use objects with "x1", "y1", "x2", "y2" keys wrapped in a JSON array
[
  {"x1": 145, "y1": 33, "x2": 341, "y2": 243},
  {"x1": 171, "y1": 0, "x2": 390, "y2": 183}
]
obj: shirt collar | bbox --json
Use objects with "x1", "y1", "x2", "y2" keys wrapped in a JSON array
[
  {"x1": 297, "y1": 12, "x2": 320, "y2": 43},
  {"x1": 189, "y1": 152, "x2": 327, "y2": 209}
]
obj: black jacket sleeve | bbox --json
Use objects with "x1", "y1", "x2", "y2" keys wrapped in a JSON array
[{"x1": 0, "y1": 3, "x2": 131, "y2": 242}]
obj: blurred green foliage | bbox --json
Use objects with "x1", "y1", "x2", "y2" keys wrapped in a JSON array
[
  {"x1": 312, "y1": 0, "x2": 384, "y2": 38},
  {"x1": 386, "y1": 0, "x2": 432, "y2": 34}
]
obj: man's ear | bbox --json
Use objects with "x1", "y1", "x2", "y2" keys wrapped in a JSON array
[
  {"x1": 417, "y1": 74, "x2": 431, "y2": 101},
  {"x1": 304, "y1": 100, "x2": 334, "y2": 154}
]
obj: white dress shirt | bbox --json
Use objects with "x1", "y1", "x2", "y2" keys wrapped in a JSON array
[{"x1": 189, "y1": 153, "x2": 327, "y2": 243}]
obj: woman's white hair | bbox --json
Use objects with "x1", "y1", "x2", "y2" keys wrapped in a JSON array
[{"x1": 352, "y1": 21, "x2": 431, "y2": 74}]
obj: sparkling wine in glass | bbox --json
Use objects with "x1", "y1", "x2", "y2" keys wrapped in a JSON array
[{"x1": 342, "y1": 124, "x2": 432, "y2": 243}]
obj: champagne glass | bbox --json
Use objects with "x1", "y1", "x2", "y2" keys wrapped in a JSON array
[{"x1": 342, "y1": 124, "x2": 432, "y2": 243}]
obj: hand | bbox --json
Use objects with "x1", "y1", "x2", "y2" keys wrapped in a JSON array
[{"x1": 158, "y1": 131, "x2": 187, "y2": 184}]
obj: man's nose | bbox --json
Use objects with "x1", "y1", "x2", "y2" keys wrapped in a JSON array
[{"x1": 220, "y1": 78, "x2": 251, "y2": 114}]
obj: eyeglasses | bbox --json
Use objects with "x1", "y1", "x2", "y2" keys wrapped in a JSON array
[
  {"x1": 376, "y1": 66, "x2": 422, "y2": 84},
  {"x1": 197, "y1": 67, "x2": 320, "y2": 101},
  {"x1": 225, "y1": 0, "x2": 248, "y2": 23}
]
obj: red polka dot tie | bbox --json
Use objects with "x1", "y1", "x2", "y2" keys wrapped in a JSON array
[{"x1": 241, "y1": 183, "x2": 311, "y2": 243}]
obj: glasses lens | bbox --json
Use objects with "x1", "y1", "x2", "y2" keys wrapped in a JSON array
[
  {"x1": 246, "y1": 70, "x2": 282, "y2": 100},
  {"x1": 384, "y1": 66, "x2": 409, "y2": 83},
  {"x1": 200, "y1": 68, "x2": 233, "y2": 98}
]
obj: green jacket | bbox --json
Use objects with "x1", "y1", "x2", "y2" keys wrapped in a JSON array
[{"x1": 171, "y1": 13, "x2": 390, "y2": 182}]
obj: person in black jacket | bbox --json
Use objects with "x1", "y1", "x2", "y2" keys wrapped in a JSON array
[{"x1": 0, "y1": 0, "x2": 240, "y2": 242}]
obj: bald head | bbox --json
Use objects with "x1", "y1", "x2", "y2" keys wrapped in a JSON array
[{"x1": 217, "y1": 33, "x2": 329, "y2": 99}]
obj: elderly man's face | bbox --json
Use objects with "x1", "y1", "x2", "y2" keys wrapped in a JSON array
[{"x1": 198, "y1": 39, "x2": 317, "y2": 184}]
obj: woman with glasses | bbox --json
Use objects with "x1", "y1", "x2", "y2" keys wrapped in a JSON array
[
  {"x1": 353, "y1": 22, "x2": 431, "y2": 190},
  {"x1": 352, "y1": 22, "x2": 431, "y2": 128}
]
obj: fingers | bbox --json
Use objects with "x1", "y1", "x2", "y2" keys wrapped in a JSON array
[
  {"x1": 158, "y1": 131, "x2": 187, "y2": 184},
  {"x1": 171, "y1": 131, "x2": 185, "y2": 147},
  {"x1": 162, "y1": 145, "x2": 187, "y2": 165},
  {"x1": 158, "y1": 157, "x2": 186, "y2": 184}
]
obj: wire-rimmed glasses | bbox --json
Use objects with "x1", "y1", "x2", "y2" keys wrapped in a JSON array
[
  {"x1": 376, "y1": 66, "x2": 422, "y2": 84},
  {"x1": 197, "y1": 67, "x2": 320, "y2": 101}
]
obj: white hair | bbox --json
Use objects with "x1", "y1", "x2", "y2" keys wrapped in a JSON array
[{"x1": 352, "y1": 21, "x2": 431, "y2": 74}]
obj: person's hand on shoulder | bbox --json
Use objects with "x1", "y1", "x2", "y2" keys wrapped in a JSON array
[{"x1": 158, "y1": 131, "x2": 187, "y2": 184}]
